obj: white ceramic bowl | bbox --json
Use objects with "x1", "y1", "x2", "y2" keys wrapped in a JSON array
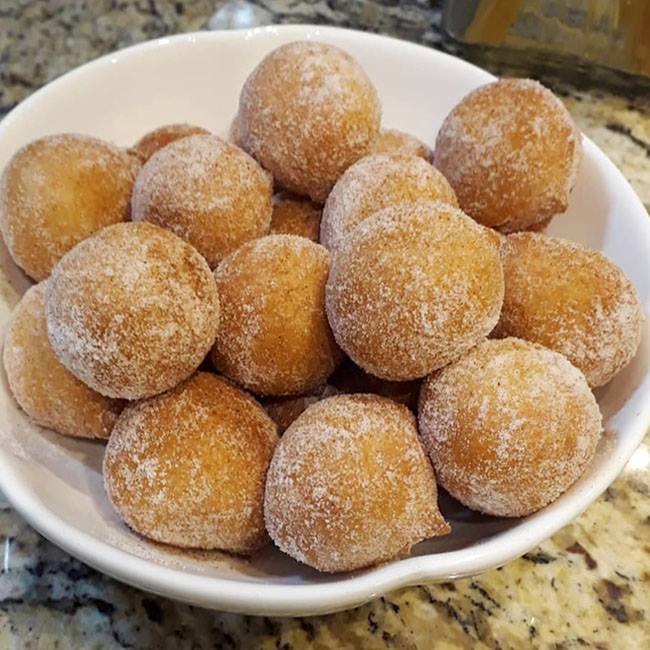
[{"x1": 0, "y1": 25, "x2": 649, "y2": 617}]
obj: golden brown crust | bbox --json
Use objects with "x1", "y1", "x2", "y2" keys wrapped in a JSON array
[
  {"x1": 270, "y1": 193, "x2": 321, "y2": 241},
  {"x1": 104, "y1": 372, "x2": 278, "y2": 553},
  {"x1": 434, "y1": 78, "x2": 582, "y2": 232},
  {"x1": 369, "y1": 128, "x2": 431, "y2": 161},
  {"x1": 3, "y1": 282, "x2": 124, "y2": 439},
  {"x1": 211, "y1": 234, "x2": 343, "y2": 396},
  {"x1": 326, "y1": 200, "x2": 504, "y2": 380},
  {"x1": 238, "y1": 41, "x2": 381, "y2": 202},
  {"x1": 497, "y1": 232, "x2": 644, "y2": 387},
  {"x1": 131, "y1": 134, "x2": 272, "y2": 268},
  {"x1": 0, "y1": 134, "x2": 140, "y2": 280},
  {"x1": 418, "y1": 338, "x2": 602, "y2": 517},
  {"x1": 265, "y1": 394, "x2": 449, "y2": 572},
  {"x1": 263, "y1": 395, "x2": 316, "y2": 434},
  {"x1": 46, "y1": 222, "x2": 220, "y2": 400},
  {"x1": 131, "y1": 123, "x2": 210, "y2": 161}
]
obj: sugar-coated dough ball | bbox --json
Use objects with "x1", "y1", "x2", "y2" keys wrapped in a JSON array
[
  {"x1": 263, "y1": 394, "x2": 320, "y2": 434},
  {"x1": 3, "y1": 283, "x2": 123, "y2": 439},
  {"x1": 419, "y1": 338, "x2": 602, "y2": 517},
  {"x1": 265, "y1": 394, "x2": 450, "y2": 572},
  {"x1": 104, "y1": 372, "x2": 278, "y2": 552},
  {"x1": 238, "y1": 41, "x2": 381, "y2": 202},
  {"x1": 262, "y1": 385, "x2": 338, "y2": 434},
  {"x1": 434, "y1": 78, "x2": 582, "y2": 232},
  {"x1": 0, "y1": 134, "x2": 140, "y2": 280},
  {"x1": 46, "y1": 222, "x2": 219, "y2": 400},
  {"x1": 131, "y1": 134, "x2": 272, "y2": 267},
  {"x1": 329, "y1": 358, "x2": 420, "y2": 411},
  {"x1": 269, "y1": 193, "x2": 321, "y2": 241},
  {"x1": 320, "y1": 154, "x2": 458, "y2": 250},
  {"x1": 131, "y1": 123, "x2": 210, "y2": 161},
  {"x1": 369, "y1": 128, "x2": 431, "y2": 160},
  {"x1": 211, "y1": 235, "x2": 342, "y2": 395},
  {"x1": 326, "y1": 201, "x2": 504, "y2": 380},
  {"x1": 496, "y1": 232, "x2": 644, "y2": 387}
]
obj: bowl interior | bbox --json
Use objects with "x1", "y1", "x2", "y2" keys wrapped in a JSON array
[{"x1": 0, "y1": 26, "x2": 649, "y2": 616}]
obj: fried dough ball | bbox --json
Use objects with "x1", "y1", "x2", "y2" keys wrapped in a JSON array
[
  {"x1": 263, "y1": 395, "x2": 320, "y2": 434},
  {"x1": 131, "y1": 123, "x2": 210, "y2": 161},
  {"x1": 434, "y1": 78, "x2": 582, "y2": 232},
  {"x1": 3, "y1": 283, "x2": 123, "y2": 439},
  {"x1": 326, "y1": 201, "x2": 504, "y2": 381},
  {"x1": 419, "y1": 338, "x2": 602, "y2": 517},
  {"x1": 369, "y1": 128, "x2": 431, "y2": 161},
  {"x1": 238, "y1": 41, "x2": 381, "y2": 202},
  {"x1": 0, "y1": 134, "x2": 140, "y2": 280},
  {"x1": 329, "y1": 358, "x2": 420, "y2": 411},
  {"x1": 496, "y1": 232, "x2": 644, "y2": 387},
  {"x1": 262, "y1": 385, "x2": 338, "y2": 434},
  {"x1": 269, "y1": 193, "x2": 322, "y2": 241},
  {"x1": 320, "y1": 153, "x2": 457, "y2": 250},
  {"x1": 46, "y1": 222, "x2": 219, "y2": 400},
  {"x1": 265, "y1": 394, "x2": 450, "y2": 572},
  {"x1": 104, "y1": 372, "x2": 278, "y2": 552},
  {"x1": 211, "y1": 235, "x2": 342, "y2": 396},
  {"x1": 131, "y1": 134, "x2": 272, "y2": 267}
]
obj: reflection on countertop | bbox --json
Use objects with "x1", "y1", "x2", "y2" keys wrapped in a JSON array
[{"x1": 1, "y1": 1, "x2": 649, "y2": 648}]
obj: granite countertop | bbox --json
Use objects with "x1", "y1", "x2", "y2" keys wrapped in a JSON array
[{"x1": 1, "y1": 1, "x2": 650, "y2": 648}]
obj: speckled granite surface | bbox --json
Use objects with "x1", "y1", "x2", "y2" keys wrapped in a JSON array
[{"x1": 1, "y1": 1, "x2": 650, "y2": 648}]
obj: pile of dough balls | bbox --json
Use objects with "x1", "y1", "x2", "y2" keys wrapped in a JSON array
[{"x1": 1, "y1": 41, "x2": 644, "y2": 574}]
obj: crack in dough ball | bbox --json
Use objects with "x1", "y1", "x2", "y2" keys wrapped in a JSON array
[
  {"x1": 496, "y1": 232, "x2": 644, "y2": 387},
  {"x1": 130, "y1": 123, "x2": 210, "y2": 162},
  {"x1": 238, "y1": 41, "x2": 381, "y2": 202},
  {"x1": 434, "y1": 78, "x2": 582, "y2": 232},
  {"x1": 270, "y1": 192, "x2": 322, "y2": 242},
  {"x1": 3, "y1": 282, "x2": 124, "y2": 439},
  {"x1": 320, "y1": 153, "x2": 458, "y2": 250},
  {"x1": 369, "y1": 128, "x2": 431, "y2": 161},
  {"x1": 211, "y1": 234, "x2": 343, "y2": 396},
  {"x1": 418, "y1": 338, "x2": 603, "y2": 517},
  {"x1": 131, "y1": 134, "x2": 272, "y2": 268},
  {"x1": 104, "y1": 372, "x2": 278, "y2": 553},
  {"x1": 265, "y1": 394, "x2": 450, "y2": 572},
  {"x1": 0, "y1": 134, "x2": 140, "y2": 280},
  {"x1": 45, "y1": 222, "x2": 219, "y2": 400},
  {"x1": 326, "y1": 200, "x2": 504, "y2": 380}
]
